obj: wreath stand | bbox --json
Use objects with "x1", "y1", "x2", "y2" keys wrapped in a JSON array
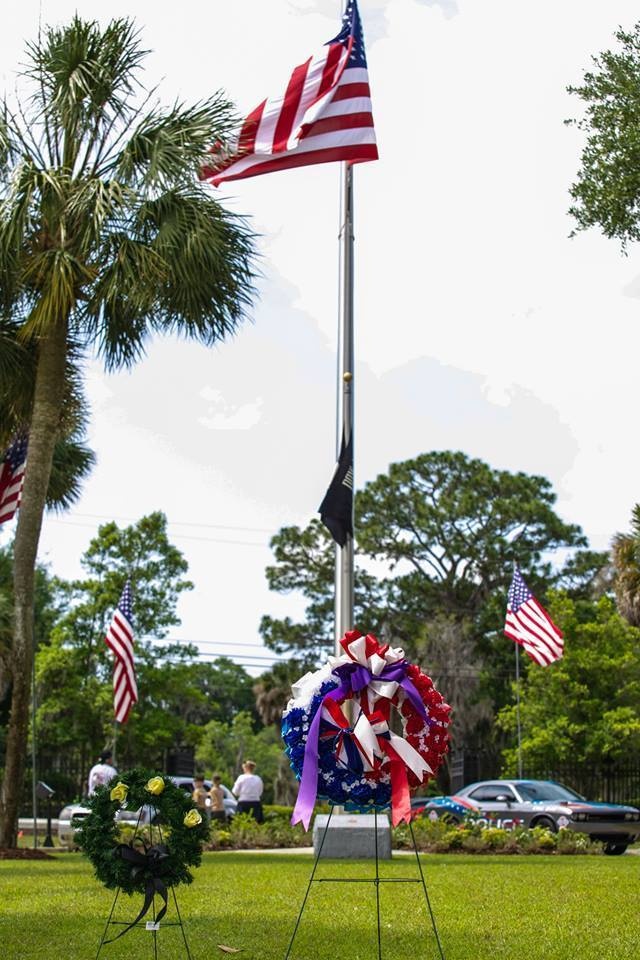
[
  {"x1": 94, "y1": 809, "x2": 194, "y2": 959},
  {"x1": 283, "y1": 807, "x2": 447, "y2": 960}
]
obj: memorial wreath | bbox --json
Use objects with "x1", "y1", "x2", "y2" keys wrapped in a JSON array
[
  {"x1": 76, "y1": 767, "x2": 209, "y2": 898},
  {"x1": 283, "y1": 630, "x2": 451, "y2": 828}
]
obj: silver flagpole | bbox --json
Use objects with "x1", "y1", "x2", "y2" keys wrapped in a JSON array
[
  {"x1": 515, "y1": 642, "x2": 523, "y2": 778},
  {"x1": 335, "y1": 162, "x2": 355, "y2": 653}
]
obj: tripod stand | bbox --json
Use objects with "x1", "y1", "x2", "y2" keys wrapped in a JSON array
[
  {"x1": 283, "y1": 808, "x2": 446, "y2": 960},
  {"x1": 95, "y1": 810, "x2": 194, "y2": 960}
]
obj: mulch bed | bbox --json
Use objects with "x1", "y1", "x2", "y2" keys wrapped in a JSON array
[{"x1": 0, "y1": 847, "x2": 55, "y2": 860}]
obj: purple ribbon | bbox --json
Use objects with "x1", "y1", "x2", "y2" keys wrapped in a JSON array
[
  {"x1": 290, "y1": 658, "x2": 429, "y2": 830},
  {"x1": 332, "y1": 660, "x2": 431, "y2": 726}
]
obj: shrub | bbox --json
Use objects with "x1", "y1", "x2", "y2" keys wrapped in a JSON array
[{"x1": 200, "y1": 810, "x2": 602, "y2": 854}]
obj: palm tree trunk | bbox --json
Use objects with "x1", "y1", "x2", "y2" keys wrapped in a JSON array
[{"x1": 0, "y1": 318, "x2": 67, "y2": 848}]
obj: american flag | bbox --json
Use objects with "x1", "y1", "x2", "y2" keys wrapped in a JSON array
[
  {"x1": 0, "y1": 436, "x2": 28, "y2": 525},
  {"x1": 202, "y1": 0, "x2": 377, "y2": 186},
  {"x1": 504, "y1": 567, "x2": 564, "y2": 666},
  {"x1": 105, "y1": 581, "x2": 138, "y2": 724}
]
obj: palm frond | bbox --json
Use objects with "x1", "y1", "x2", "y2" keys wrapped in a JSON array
[
  {"x1": 111, "y1": 94, "x2": 239, "y2": 188},
  {"x1": 46, "y1": 436, "x2": 96, "y2": 511}
]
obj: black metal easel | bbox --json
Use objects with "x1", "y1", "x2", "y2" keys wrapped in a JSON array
[
  {"x1": 95, "y1": 809, "x2": 193, "y2": 959},
  {"x1": 283, "y1": 807, "x2": 446, "y2": 960}
]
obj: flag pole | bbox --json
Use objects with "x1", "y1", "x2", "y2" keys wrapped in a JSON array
[
  {"x1": 335, "y1": 162, "x2": 355, "y2": 653},
  {"x1": 514, "y1": 641, "x2": 523, "y2": 778},
  {"x1": 112, "y1": 720, "x2": 118, "y2": 769}
]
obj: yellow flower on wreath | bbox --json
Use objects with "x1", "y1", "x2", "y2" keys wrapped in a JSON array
[
  {"x1": 146, "y1": 776, "x2": 166, "y2": 796},
  {"x1": 183, "y1": 809, "x2": 202, "y2": 828},
  {"x1": 110, "y1": 782, "x2": 129, "y2": 803}
]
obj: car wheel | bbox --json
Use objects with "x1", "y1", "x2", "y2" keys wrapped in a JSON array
[
  {"x1": 532, "y1": 816, "x2": 558, "y2": 833},
  {"x1": 603, "y1": 842, "x2": 628, "y2": 856}
]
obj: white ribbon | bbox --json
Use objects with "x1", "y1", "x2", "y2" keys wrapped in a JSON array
[{"x1": 353, "y1": 710, "x2": 433, "y2": 783}]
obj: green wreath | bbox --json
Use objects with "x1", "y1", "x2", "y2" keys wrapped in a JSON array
[{"x1": 76, "y1": 767, "x2": 210, "y2": 896}]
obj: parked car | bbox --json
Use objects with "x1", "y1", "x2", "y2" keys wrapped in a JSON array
[
  {"x1": 411, "y1": 779, "x2": 640, "y2": 855},
  {"x1": 57, "y1": 802, "x2": 151, "y2": 848},
  {"x1": 58, "y1": 775, "x2": 237, "y2": 847}
]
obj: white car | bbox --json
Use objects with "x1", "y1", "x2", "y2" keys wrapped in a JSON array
[{"x1": 57, "y1": 802, "x2": 148, "y2": 847}]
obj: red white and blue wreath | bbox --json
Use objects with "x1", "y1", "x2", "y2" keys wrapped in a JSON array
[{"x1": 283, "y1": 630, "x2": 451, "y2": 828}]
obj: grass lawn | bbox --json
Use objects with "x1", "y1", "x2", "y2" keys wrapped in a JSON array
[{"x1": 0, "y1": 851, "x2": 638, "y2": 959}]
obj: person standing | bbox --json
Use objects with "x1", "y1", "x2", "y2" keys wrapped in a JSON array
[
  {"x1": 209, "y1": 775, "x2": 227, "y2": 824},
  {"x1": 192, "y1": 775, "x2": 211, "y2": 821},
  {"x1": 87, "y1": 749, "x2": 118, "y2": 796},
  {"x1": 232, "y1": 760, "x2": 264, "y2": 823}
]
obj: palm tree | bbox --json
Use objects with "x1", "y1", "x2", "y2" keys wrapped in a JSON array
[
  {"x1": 0, "y1": 17, "x2": 256, "y2": 846},
  {"x1": 253, "y1": 661, "x2": 304, "y2": 728},
  {"x1": 612, "y1": 505, "x2": 640, "y2": 627}
]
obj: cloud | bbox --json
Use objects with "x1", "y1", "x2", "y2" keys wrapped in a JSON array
[
  {"x1": 93, "y1": 272, "x2": 578, "y2": 520},
  {"x1": 198, "y1": 388, "x2": 264, "y2": 431},
  {"x1": 414, "y1": 0, "x2": 459, "y2": 19}
]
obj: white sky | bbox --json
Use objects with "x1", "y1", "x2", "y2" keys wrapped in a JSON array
[{"x1": 2, "y1": 0, "x2": 640, "y2": 671}]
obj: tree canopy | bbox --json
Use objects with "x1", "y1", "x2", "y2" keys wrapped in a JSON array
[{"x1": 568, "y1": 22, "x2": 640, "y2": 245}]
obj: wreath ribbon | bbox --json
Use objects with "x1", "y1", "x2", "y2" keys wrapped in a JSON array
[
  {"x1": 103, "y1": 843, "x2": 169, "y2": 943},
  {"x1": 355, "y1": 709, "x2": 433, "y2": 826},
  {"x1": 320, "y1": 698, "x2": 368, "y2": 772}
]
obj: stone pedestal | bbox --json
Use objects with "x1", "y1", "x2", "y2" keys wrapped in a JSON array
[{"x1": 313, "y1": 813, "x2": 391, "y2": 859}]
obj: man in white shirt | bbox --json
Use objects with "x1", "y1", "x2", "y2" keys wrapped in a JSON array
[
  {"x1": 232, "y1": 760, "x2": 264, "y2": 823},
  {"x1": 87, "y1": 749, "x2": 118, "y2": 796}
]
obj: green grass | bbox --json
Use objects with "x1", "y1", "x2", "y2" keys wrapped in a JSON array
[{"x1": 0, "y1": 852, "x2": 638, "y2": 959}]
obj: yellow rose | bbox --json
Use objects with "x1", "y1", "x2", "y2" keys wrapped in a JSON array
[
  {"x1": 183, "y1": 809, "x2": 202, "y2": 828},
  {"x1": 145, "y1": 776, "x2": 166, "y2": 796},
  {"x1": 110, "y1": 782, "x2": 129, "y2": 803}
]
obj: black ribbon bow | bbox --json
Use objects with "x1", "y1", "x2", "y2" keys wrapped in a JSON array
[{"x1": 104, "y1": 842, "x2": 170, "y2": 943}]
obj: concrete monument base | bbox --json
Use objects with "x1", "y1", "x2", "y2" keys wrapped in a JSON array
[{"x1": 312, "y1": 812, "x2": 391, "y2": 859}]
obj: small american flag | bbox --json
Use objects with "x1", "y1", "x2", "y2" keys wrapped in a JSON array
[
  {"x1": 202, "y1": 0, "x2": 377, "y2": 186},
  {"x1": 0, "y1": 436, "x2": 28, "y2": 525},
  {"x1": 504, "y1": 567, "x2": 564, "y2": 666},
  {"x1": 105, "y1": 581, "x2": 138, "y2": 724}
]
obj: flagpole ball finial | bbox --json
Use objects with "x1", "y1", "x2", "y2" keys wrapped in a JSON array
[{"x1": 343, "y1": 371, "x2": 353, "y2": 382}]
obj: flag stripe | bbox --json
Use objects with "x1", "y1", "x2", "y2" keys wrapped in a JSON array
[
  {"x1": 332, "y1": 81, "x2": 372, "y2": 101},
  {"x1": 306, "y1": 112, "x2": 374, "y2": 137},
  {"x1": 321, "y1": 96, "x2": 373, "y2": 118},
  {"x1": 317, "y1": 39, "x2": 348, "y2": 99},
  {"x1": 238, "y1": 100, "x2": 267, "y2": 154},
  {"x1": 273, "y1": 59, "x2": 312, "y2": 152}
]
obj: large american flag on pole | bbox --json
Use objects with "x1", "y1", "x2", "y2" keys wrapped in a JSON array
[
  {"x1": 105, "y1": 581, "x2": 138, "y2": 724},
  {"x1": 202, "y1": 0, "x2": 377, "y2": 186},
  {"x1": 0, "y1": 436, "x2": 27, "y2": 525},
  {"x1": 504, "y1": 567, "x2": 564, "y2": 666}
]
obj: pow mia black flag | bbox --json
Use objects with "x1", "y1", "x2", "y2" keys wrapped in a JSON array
[{"x1": 319, "y1": 432, "x2": 353, "y2": 547}]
